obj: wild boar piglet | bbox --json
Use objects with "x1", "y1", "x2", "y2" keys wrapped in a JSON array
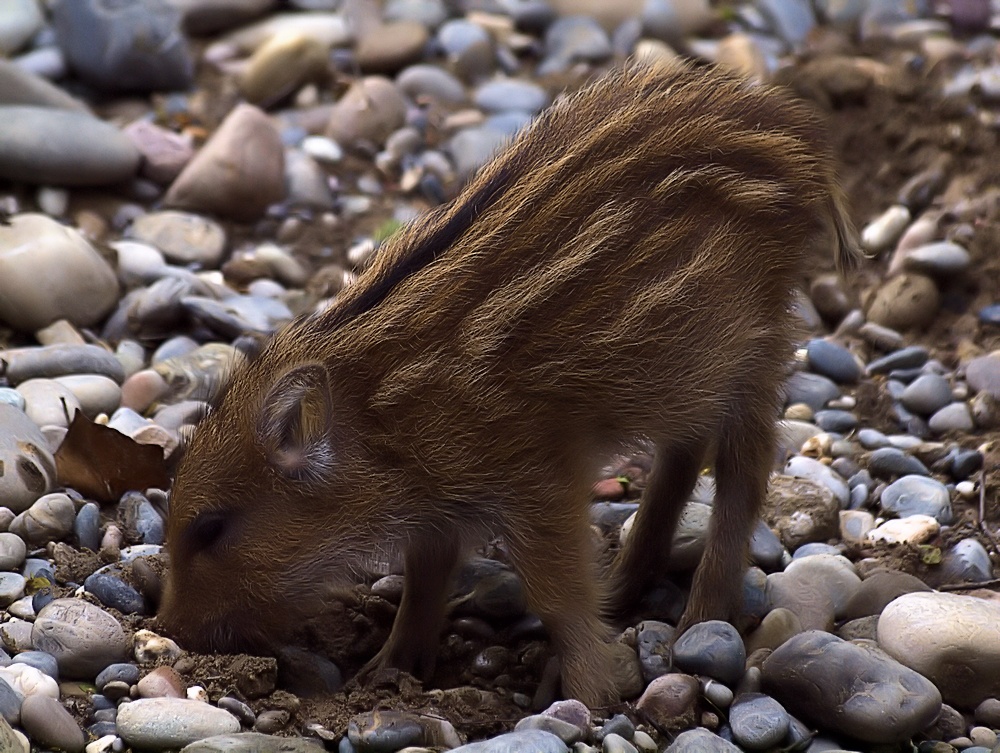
[{"x1": 159, "y1": 60, "x2": 858, "y2": 708}]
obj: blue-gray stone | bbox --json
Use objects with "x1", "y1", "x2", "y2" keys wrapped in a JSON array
[
  {"x1": 903, "y1": 242, "x2": 970, "y2": 277},
  {"x1": 880, "y1": 475, "x2": 952, "y2": 524},
  {"x1": 84, "y1": 567, "x2": 146, "y2": 615},
  {"x1": 728, "y1": 693, "x2": 790, "y2": 750},
  {"x1": 806, "y1": 339, "x2": 862, "y2": 383},
  {"x1": 88, "y1": 721, "x2": 118, "y2": 738},
  {"x1": 121, "y1": 492, "x2": 165, "y2": 546},
  {"x1": 940, "y1": 538, "x2": 992, "y2": 583},
  {"x1": 849, "y1": 469, "x2": 874, "y2": 490},
  {"x1": 74, "y1": 502, "x2": 101, "y2": 552},
  {"x1": 436, "y1": 19, "x2": 490, "y2": 56},
  {"x1": 742, "y1": 568, "x2": 769, "y2": 622},
  {"x1": 601, "y1": 733, "x2": 638, "y2": 753},
  {"x1": 596, "y1": 714, "x2": 635, "y2": 743},
  {"x1": 347, "y1": 710, "x2": 423, "y2": 752},
  {"x1": 11, "y1": 650, "x2": 58, "y2": 680},
  {"x1": 96, "y1": 662, "x2": 140, "y2": 690},
  {"x1": 540, "y1": 16, "x2": 611, "y2": 75},
  {"x1": 929, "y1": 402, "x2": 974, "y2": 433},
  {"x1": 783, "y1": 456, "x2": 850, "y2": 507},
  {"x1": 590, "y1": 502, "x2": 640, "y2": 531},
  {"x1": 451, "y1": 730, "x2": 569, "y2": 753},
  {"x1": 867, "y1": 346, "x2": 929, "y2": 375},
  {"x1": 514, "y1": 715, "x2": 584, "y2": 744},
  {"x1": 673, "y1": 620, "x2": 746, "y2": 686},
  {"x1": 857, "y1": 428, "x2": 890, "y2": 449},
  {"x1": 636, "y1": 620, "x2": 674, "y2": 682},
  {"x1": 484, "y1": 112, "x2": 533, "y2": 137},
  {"x1": 91, "y1": 694, "x2": 115, "y2": 711},
  {"x1": 473, "y1": 79, "x2": 549, "y2": 114},
  {"x1": 784, "y1": 372, "x2": 839, "y2": 411},
  {"x1": 758, "y1": 0, "x2": 817, "y2": 46},
  {"x1": 216, "y1": 697, "x2": 256, "y2": 727},
  {"x1": 814, "y1": 409, "x2": 857, "y2": 433},
  {"x1": 666, "y1": 728, "x2": 741, "y2": 752},
  {"x1": 849, "y1": 484, "x2": 869, "y2": 510},
  {"x1": 952, "y1": 449, "x2": 983, "y2": 479},
  {"x1": 867, "y1": 447, "x2": 929, "y2": 478},
  {"x1": 182, "y1": 734, "x2": 325, "y2": 753},
  {"x1": 0, "y1": 389, "x2": 24, "y2": 410},
  {"x1": 749, "y1": 522, "x2": 784, "y2": 572},
  {"x1": 53, "y1": 0, "x2": 193, "y2": 94},
  {"x1": 980, "y1": 305, "x2": 1000, "y2": 327},
  {"x1": 0, "y1": 676, "x2": 23, "y2": 725},
  {"x1": 900, "y1": 374, "x2": 953, "y2": 415},
  {"x1": 792, "y1": 542, "x2": 842, "y2": 559}
]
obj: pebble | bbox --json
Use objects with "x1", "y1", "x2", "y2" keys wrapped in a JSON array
[
  {"x1": 783, "y1": 554, "x2": 862, "y2": 620},
  {"x1": 880, "y1": 591, "x2": 1000, "y2": 707},
  {"x1": 474, "y1": 79, "x2": 550, "y2": 114},
  {"x1": 31, "y1": 599, "x2": 129, "y2": 678},
  {"x1": 782, "y1": 457, "x2": 849, "y2": 507},
  {"x1": 867, "y1": 514, "x2": 940, "y2": 544},
  {"x1": 901, "y1": 373, "x2": 953, "y2": 415},
  {"x1": 397, "y1": 64, "x2": 467, "y2": 104},
  {"x1": 0, "y1": 405, "x2": 56, "y2": 513},
  {"x1": 448, "y1": 729, "x2": 568, "y2": 753},
  {"x1": 181, "y1": 734, "x2": 324, "y2": 753},
  {"x1": 0, "y1": 575, "x2": 25, "y2": 608},
  {"x1": 540, "y1": 16, "x2": 612, "y2": 74},
  {"x1": 842, "y1": 569, "x2": 932, "y2": 620},
  {"x1": 96, "y1": 662, "x2": 141, "y2": 690},
  {"x1": 54, "y1": 0, "x2": 193, "y2": 92},
  {"x1": 928, "y1": 402, "x2": 974, "y2": 432},
  {"x1": 806, "y1": 339, "x2": 862, "y2": 383},
  {"x1": 665, "y1": 727, "x2": 741, "y2": 752},
  {"x1": 967, "y1": 351, "x2": 1000, "y2": 399},
  {"x1": 0, "y1": 0, "x2": 44, "y2": 55},
  {"x1": 123, "y1": 121, "x2": 194, "y2": 185},
  {"x1": 940, "y1": 538, "x2": 993, "y2": 583},
  {"x1": 635, "y1": 673, "x2": 699, "y2": 729},
  {"x1": 763, "y1": 475, "x2": 839, "y2": 550},
  {"x1": 514, "y1": 715, "x2": 584, "y2": 744},
  {"x1": 326, "y1": 76, "x2": 407, "y2": 148},
  {"x1": 167, "y1": 104, "x2": 285, "y2": 221},
  {"x1": 867, "y1": 273, "x2": 940, "y2": 330},
  {"x1": 128, "y1": 211, "x2": 227, "y2": 268},
  {"x1": 19, "y1": 694, "x2": 84, "y2": 753},
  {"x1": 240, "y1": 31, "x2": 328, "y2": 105},
  {"x1": 879, "y1": 475, "x2": 952, "y2": 523},
  {"x1": 765, "y1": 570, "x2": 835, "y2": 632},
  {"x1": 783, "y1": 371, "x2": 840, "y2": 410},
  {"x1": 636, "y1": 620, "x2": 674, "y2": 681},
  {"x1": 867, "y1": 345, "x2": 929, "y2": 375},
  {"x1": 761, "y1": 630, "x2": 941, "y2": 743},
  {"x1": 0, "y1": 663, "x2": 57, "y2": 698},
  {"x1": 867, "y1": 447, "x2": 930, "y2": 478},
  {"x1": 745, "y1": 607, "x2": 803, "y2": 654},
  {"x1": 53, "y1": 375, "x2": 121, "y2": 417},
  {"x1": 356, "y1": 21, "x2": 429, "y2": 73},
  {"x1": 813, "y1": 409, "x2": 857, "y2": 433},
  {"x1": 596, "y1": 714, "x2": 634, "y2": 743},
  {"x1": 9, "y1": 492, "x2": 76, "y2": 546},
  {"x1": 728, "y1": 692, "x2": 789, "y2": 750},
  {"x1": 117, "y1": 698, "x2": 242, "y2": 750},
  {"x1": 448, "y1": 126, "x2": 507, "y2": 178},
  {"x1": 672, "y1": 621, "x2": 746, "y2": 686},
  {"x1": 0, "y1": 534, "x2": 25, "y2": 572},
  {"x1": 0, "y1": 676, "x2": 22, "y2": 725},
  {"x1": 1, "y1": 344, "x2": 125, "y2": 386},
  {"x1": 902, "y1": 241, "x2": 971, "y2": 277},
  {"x1": 861, "y1": 204, "x2": 911, "y2": 252},
  {"x1": 0, "y1": 214, "x2": 120, "y2": 332},
  {"x1": 0, "y1": 107, "x2": 140, "y2": 186},
  {"x1": 84, "y1": 567, "x2": 146, "y2": 615},
  {"x1": 137, "y1": 666, "x2": 186, "y2": 699}
]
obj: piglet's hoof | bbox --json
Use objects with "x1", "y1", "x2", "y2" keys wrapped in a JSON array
[{"x1": 610, "y1": 641, "x2": 644, "y2": 699}]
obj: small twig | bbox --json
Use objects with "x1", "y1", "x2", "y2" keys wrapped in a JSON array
[
  {"x1": 978, "y1": 472, "x2": 1000, "y2": 559},
  {"x1": 939, "y1": 577, "x2": 1000, "y2": 592}
]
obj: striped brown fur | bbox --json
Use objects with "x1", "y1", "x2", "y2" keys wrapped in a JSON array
[{"x1": 160, "y1": 61, "x2": 859, "y2": 707}]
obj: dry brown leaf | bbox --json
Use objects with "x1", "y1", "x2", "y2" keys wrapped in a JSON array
[{"x1": 55, "y1": 412, "x2": 170, "y2": 504}]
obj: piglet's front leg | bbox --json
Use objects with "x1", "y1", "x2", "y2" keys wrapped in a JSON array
[{"x1": 359, "y1": 538, "x2": 460, "y2": 682}]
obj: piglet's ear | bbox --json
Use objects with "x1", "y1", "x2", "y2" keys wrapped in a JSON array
[{"x1": 257, "y1": 363, "x2": 334, "y2": 481}]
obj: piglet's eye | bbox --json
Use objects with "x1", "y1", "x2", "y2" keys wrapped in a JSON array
[{"x1": 184, "y1": 511, "x2": 229, "y2": 552}]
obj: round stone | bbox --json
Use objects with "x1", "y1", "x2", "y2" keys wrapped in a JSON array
[
  {"x1": 116, "y1": 698, "x2": 259, "y2": 749},
  {"x1": 728, "y1": 692, "x2": 790, "y2": 750},
  {"x1": 0, "y1": 214, "x2": 119, "y2": 332},
  {"x1": 52, "y1": 375, "x2": 121, "y2": 418},
  {"x1": 672, "y1": 620, "x2": 746, "y2": 686},
  {"x1": 806, "y1": 339, "x2": 863, "y2": 383},
  {"x1": 326, "y1": 76, "x2": 406, "y2": 148},
  {"x1": 356, "y1": 21, "x2": 429, "y2": 73},
  {"x1": 967, "y1": 351, "x2": 1000, "y2": 399},
  {"x1": 20, "y1": 693, "x2": 84, "y2": 752},
  {"x1": 842, "y1": 569, "x2": 931, "y2": 620},
  {"x1": 52, "y1": 0, "x2": 193, "y2": 93},
  {"x1": 879, "y1": 475, "x2": 952, "y2": 524},
  {"x1": 665, "y1": 727, "x2": 741, "y2": 752},
  {"x1": 940, "y1": 538, "x2": 993, "y2": 583},
  {"x1": 879, "y1": 591, "x2": 1000, "y2": 707},
  {"x1": 0, "y1": 534, "x2": 25, "y2": 572},
  {"x1": 0, "y1": 107, "x2": 140, "y2": 186},
  {"x1": 782, "y1": 457, "x2": 849, "y2": 507},
  {"x1": 784, "y1": 371, "x2": 840, "y2": 411},
  {"x1": 635, "y1": 673, "x2": 699, "y2": 730},
  {"x1": 397, "y1": 64, "x2": 467, "y2": 104},
  {"x1": 902, "y1": 241, "x2": 971, "y2": 277},
  {"x1": 867, "y1": 345, "x2": 929, "y2": 375},
  {"x1": 762, "y1": 630, "x2": 941, "y2": 744},
  {"x1": 31, "y1": 599, "x2": 129, "y2": 679},
  {"x1": 0, "y1": 663, "x2": 57, "y2": 698},
  {"x1": 867, "y1": 447, "x2": 929, "y2": 478},
  {"x1": 866, "y1": 273, "x2": 939, "y2": 331},
  {"x1": 9, "y1": 492, "x2": 75, "y2": 546},
  {"x1": 474, "y1": 79, "x2": 549, "y2": 114},
  {"x1": 0, "y1": 405, "x2": 56, "y2": 513},
  {"x1": 0, "y1": 574, "x2": 25, "y2": 608},
  {"x1": 239, "y1": 31, "x2": 328, "y2": 105},
  {"x1": 900, "y1": 373, "x2": 952, "y2": 415},
  {"x1": 928, "y1": 402, "x2": 974, "y2": 433},
  {"x1": 1, "y1": 345, "x2": 125, "y2": 386}
]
